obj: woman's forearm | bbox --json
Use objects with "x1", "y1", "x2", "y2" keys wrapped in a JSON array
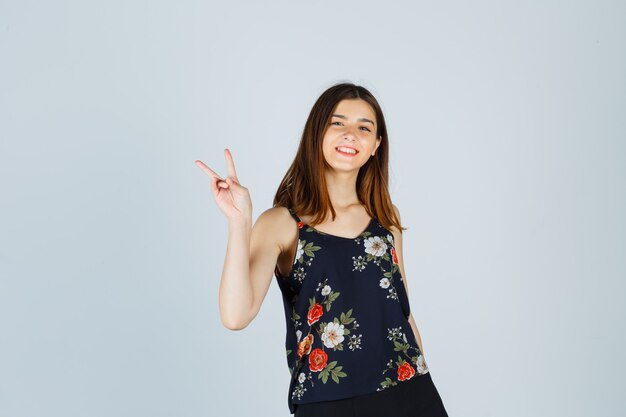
[{"x1": 218, "y1": 219, "x2": 253, "y2": 330}]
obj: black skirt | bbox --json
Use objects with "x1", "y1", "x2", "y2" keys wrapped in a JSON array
[{"x1": 294, "y1": 372, "x2": 449, "y2": 417}]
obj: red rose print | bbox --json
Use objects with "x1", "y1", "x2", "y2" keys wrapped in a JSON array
[
  {"x1": 297, "y1": 334, "x2": 314, "y2": 358},
  {"x1": 397, "y1": 361, "x2": 415, "y2": 381},
  {"x1": 308, "y1": 348, "x2": 328, "y2": 372},
  {"x1": 297, "y1": 221, "x2": 305, "y2": 229},
  {"x1": 307, "y1": 303, "x2": 324, "y2": 325},
  {"x1": 391, "y1": 247, "x2": 398, "y2": 265}
]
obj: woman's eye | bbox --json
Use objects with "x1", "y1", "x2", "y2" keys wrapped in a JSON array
[{"x1": 330, "y1": 121, "x2": 371, "y2": 132}]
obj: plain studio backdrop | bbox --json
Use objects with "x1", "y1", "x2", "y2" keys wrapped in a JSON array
[{"x1": 1, "y1": 1, "x2": 624, "y2": 416}]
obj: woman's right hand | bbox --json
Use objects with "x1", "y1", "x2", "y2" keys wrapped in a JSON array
[{"x1": 195, "y1": 148, "x2": 252, "y2": 224}]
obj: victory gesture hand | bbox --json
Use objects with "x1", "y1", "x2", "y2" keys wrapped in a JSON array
[{"x1": 195, "y1": 148, "x2": 252, "y2": 224}]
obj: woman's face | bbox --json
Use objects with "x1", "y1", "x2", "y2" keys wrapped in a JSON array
[{"x1": 322, "y1": 99, "x2": 382, "y2": 172}]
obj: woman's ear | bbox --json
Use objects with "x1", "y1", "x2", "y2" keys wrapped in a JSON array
[{"x1": 372, "y1": 136, "x2": 382, "y2": 156}]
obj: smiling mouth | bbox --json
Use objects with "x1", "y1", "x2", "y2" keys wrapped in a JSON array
[{"x1": 335, "y1": 146, "x2": 359, "y2": 156}]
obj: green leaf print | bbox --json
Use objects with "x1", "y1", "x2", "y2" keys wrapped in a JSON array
[
  {"x1": 378, "y1": 377, "x2": 397, "y2": 390},
  {"x1": 394, "y1": 340, "x2": 409, "y2": 353},
  {"x1": 295, "y1": 284, "x2": 362, "y2": 393},
  {"x1": 378, "y1": 325, "x2": 428, "y2": 389},
  {"x1": 318, "y1": 361, "x2": 347, "y2": 384},
  {"x1": 340, "y1": 309, "x2": 355, "y2": 325},
  {"x1": 322, "y1": 290, "x2": 340, "y2": 312},
  {"x1": 292, "y1": 310, "x2": 301, "y2": 321},
  {"x1": 319, "y1": 369, "x2": 329, "y2": 384},
  {"x1": 303, "y1": 241, "x2": 322, "y2": 258},
  {"x1": 396, "y1": 355, "x2": 404, "y2": 367}
]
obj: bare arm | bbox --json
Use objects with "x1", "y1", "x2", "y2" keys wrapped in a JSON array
[
  {"x1": 391, "y1": 204, "x2": 426, "y2": 357},
  {"x1": 218, "y1": 209, "x2": 284, "y2": 330},
  {"x1": 195, "y1": 149, "x2": 285, "y2": 331},
  {"x1": 218, "y1": 218, "x2": 253, "y2": 330}
]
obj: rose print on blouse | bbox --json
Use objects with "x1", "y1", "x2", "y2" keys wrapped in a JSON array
[
  {"x1": 376, "y1": 325, "x2": 429, "y2": 391},
  {"x1": 282, "y1": 227, "x2": 321, "y2": 373},
  {"x1": 307, "y1": 303, "x2": 324, "y2": 325},
  {"x1": 290, "y1": 277, "x2": 363, "y2": 399},
  {"x1": 297, "y1": 334, "x2": 314, "y2": 358}
]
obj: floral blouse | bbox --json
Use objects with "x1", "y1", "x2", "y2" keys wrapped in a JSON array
[{"x1": 274, "y1": 207, "x2": 430, "y2": 414}]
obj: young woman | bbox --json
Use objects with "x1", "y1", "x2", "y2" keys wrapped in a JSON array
[{"x1": 195, "y1": 83, "x2": 449, "y2": 416}]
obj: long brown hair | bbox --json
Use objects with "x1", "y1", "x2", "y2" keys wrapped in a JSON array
[{"x1": 272, "y1": 82, "x2": 407, "y2": 233}]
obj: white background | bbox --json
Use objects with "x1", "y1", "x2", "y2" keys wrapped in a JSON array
[{"x1": 1, "y1": 1, "x2": 624, "y2": 416}]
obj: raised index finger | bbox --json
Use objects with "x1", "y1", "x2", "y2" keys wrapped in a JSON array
[{"x1": 195, "y1": 160, "x2": 222, "y2": 180}]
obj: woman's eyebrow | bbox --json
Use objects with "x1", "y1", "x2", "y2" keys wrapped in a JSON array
[{"x1": 331, "y1": 114, "x2": 375, "y2": 126}]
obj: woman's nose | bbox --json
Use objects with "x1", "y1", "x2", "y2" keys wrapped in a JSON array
[{"x1": 342, "y1": 126, "x2": 359, "y2": 138}]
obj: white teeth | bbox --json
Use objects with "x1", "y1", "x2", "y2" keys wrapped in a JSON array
[{"x1": 336, "y1": 147, "x2": 357, "y2": 154}]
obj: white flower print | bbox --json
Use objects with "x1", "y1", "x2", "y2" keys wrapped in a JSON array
[
  {"x1": 352, "y1": 232, "x2": 406, "y2": 305},
  {"x1": 377, "y1": 324, "x2": 429, "y2": 391},
  {"x1": 321, "y1": 322, "x2": 345, "y2": 348},
  {"x1": 387, "y1": 327, "x2": 402, "y2": 340},
  {"x1": 321, "y1": 284, "x2": 331, "y2": 296},
  {"x1": 289, "y1": 239, "x2": 321, "y2": 284},
  {"x1": 296, "y1": 329, "x2": 302, "y2": 342},
  {"x1": 364, "y1": 236, "x2": 387, "y2": 257},
  {"x1": 293, "y1": 266, "x2": 306, "y2": 283},
  {"x1": 386, "y1": 286, "x2": 399, "y2": 301},
  {"x1": 352, "y1": 255, "x2": 367, "y2": 271},
  {"x1": 416, "y1": 354, "x2": 429, "y2": 374},
  {"x1": 294, "y1": 240, "x2": 304, "y2": 264},
  {"x1": 348, "y1": 333, "x2": 363, "y2": 351},
  {"x1": 292, "y1": 384, "x2": 306, "y2": 399},
  {"x1": 298, "y1": 372, "x2": 306, "y2": 383}
]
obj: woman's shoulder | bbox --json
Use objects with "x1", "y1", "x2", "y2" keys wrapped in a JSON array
[
  {"x1": 254, "y1": 206, "x2": 299, "y2": 249},
  {"x1": 254, "y1": 206, "x2": 295, "y2": 228},
  {"x1": 259, "y1": 205, "x2": 297, "y2": 222}
]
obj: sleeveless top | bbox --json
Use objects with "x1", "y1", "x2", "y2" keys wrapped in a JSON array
[{"x1": 274, "y1": 207, "x2": 430, "y2": 414}]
